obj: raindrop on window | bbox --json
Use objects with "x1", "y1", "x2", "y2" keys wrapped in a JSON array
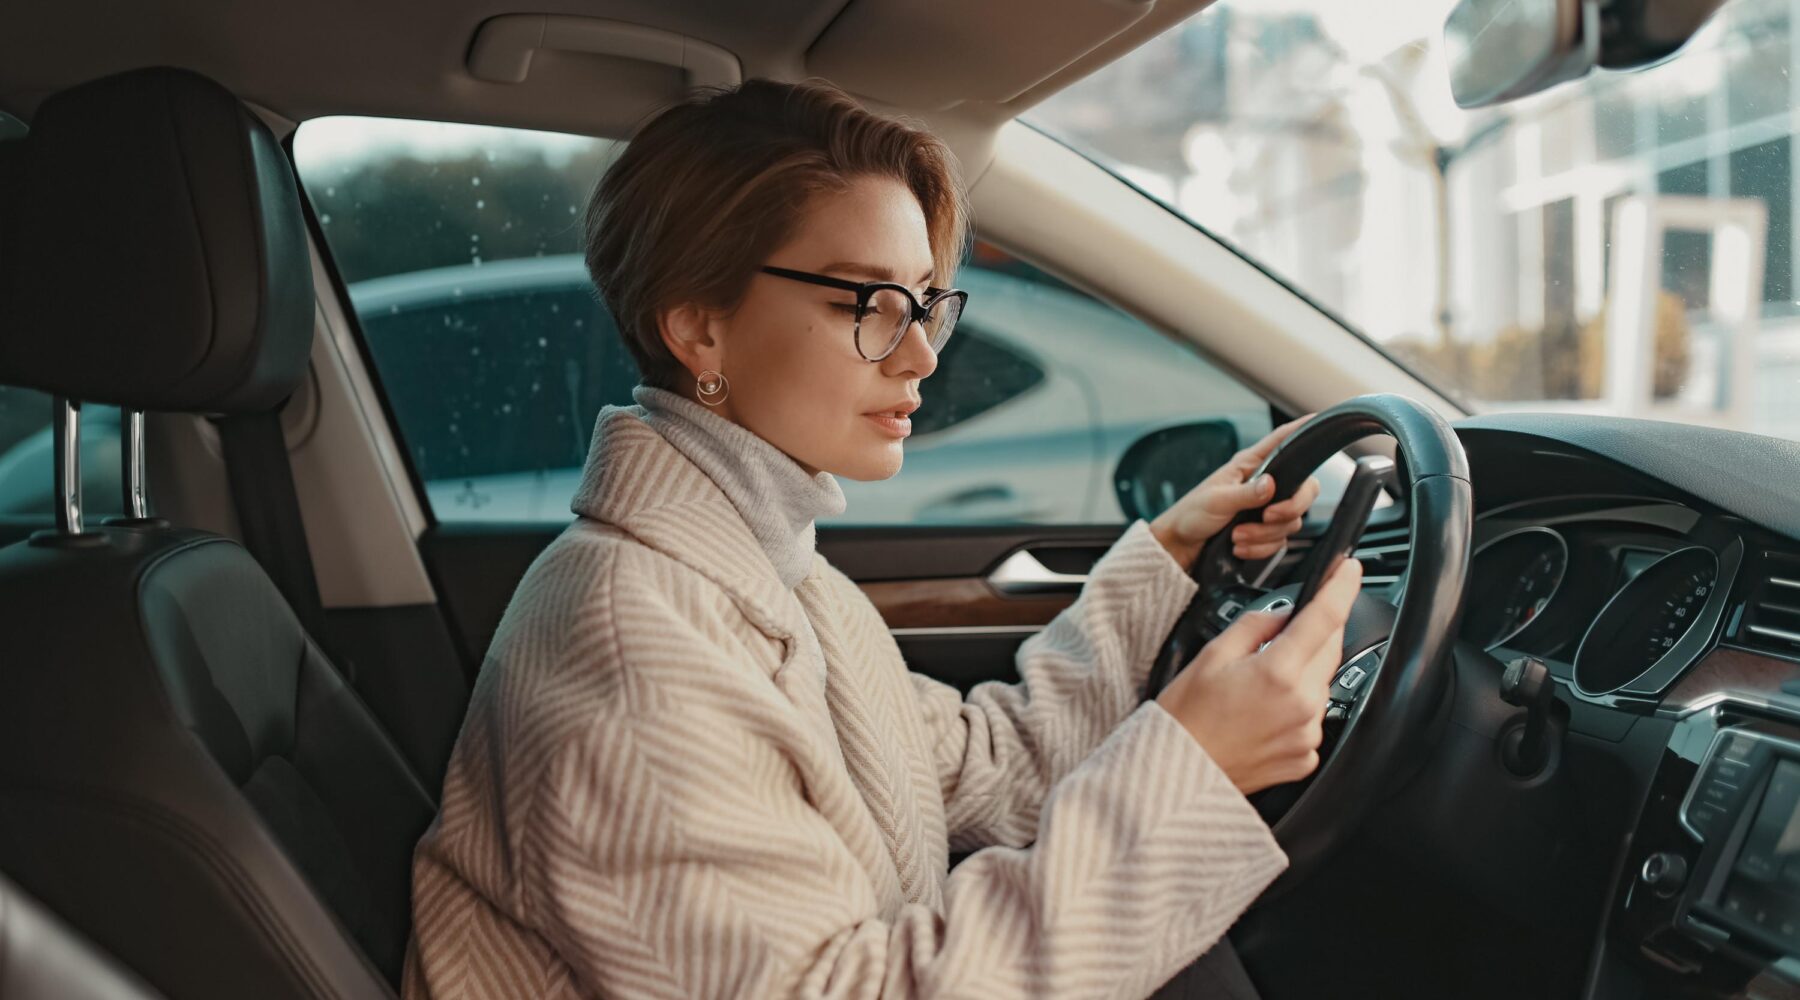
[
  {"x1": 538, "y1": 336, "x2": 549, "y2": 348},
  {"x1": 470, "y1": 233, "x2": 479, "y2": 242},
  {"x1": 325, "y1": 186, "x2": 335, "y2": 197},
  {"x1": 550, "y1": 303, "x2": 560, "y2": 313},
  {"x1": 452, "y1": 286, "x2": 463, "y2": 297},
  {"x1": 471, "y1": 176, "x2": 482, "y2": 186},
  {"x1": 471, "y1": 256, "x2": 482, "y2": 266},
  {"x1": 568, "y1": 205, "x2": 576, "y2": 215},
  {"x1": 470, "y1": 346, "x2": 482, "y2": 357},
  {"x1": 500, "y1": 403, "x2": 513, "y2": 414},
  {"x1": 320, "y1": 214, "x2": 332, "y2": 225},
  {"x1": 389, "y1": 305, "x2": 400, "y2": 315},
  {"x1": 476, "y1": 199, "x2": 485, "y2": 210}
]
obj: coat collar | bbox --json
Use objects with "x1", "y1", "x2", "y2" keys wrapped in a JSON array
[{"x1": 570, "y1": 405, "x2": 817, "y2": 646}]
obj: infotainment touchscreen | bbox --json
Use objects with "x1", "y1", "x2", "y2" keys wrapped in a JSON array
[{"x1": 1717, "y1": 758, "x2": 1800, "y2": 947}]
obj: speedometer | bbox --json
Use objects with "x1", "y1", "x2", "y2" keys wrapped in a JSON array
[
  {"x1": 1573, "y1": 546, "x2": 1720, "y2": 697},
  {"x1": 1462, "y1": 527, "x2": 1568, "y2": 649}
]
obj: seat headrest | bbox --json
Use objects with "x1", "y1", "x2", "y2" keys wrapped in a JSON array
[{"x1": 0, "y1": 67, "x2": 313, "y2": 414}]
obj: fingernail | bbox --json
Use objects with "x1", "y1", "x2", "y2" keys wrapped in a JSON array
[{"x1": 1255, "y1": 474, "x2": 1272, "y2": 492}]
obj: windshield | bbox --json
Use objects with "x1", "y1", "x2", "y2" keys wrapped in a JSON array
[{"x1": 1028, "y1": 0, "x2": 1799, "y2": 441}]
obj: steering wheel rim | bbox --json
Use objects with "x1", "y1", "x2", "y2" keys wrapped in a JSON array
[{"x1": 1144, "y1": 393, "x2": 1473, "y2": 885}]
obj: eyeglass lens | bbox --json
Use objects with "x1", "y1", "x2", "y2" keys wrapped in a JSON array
[{"x1": 858, "y1": 289, "x2": 962, "y2": 359}]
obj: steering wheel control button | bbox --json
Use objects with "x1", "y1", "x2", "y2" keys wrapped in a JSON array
[
  {"x1": 1640, "y1": 852, "x2": 1689, "y2": 898},
  {"x1": 1324, "y1": 702, "x2": 1350, "y2": 722},
  {"x1": 1217, "y1": 599, "x2": 1243, "y2": 623},
  {"x1": 1329, "y1": 646, "x2": 1384, "y2": 703}
]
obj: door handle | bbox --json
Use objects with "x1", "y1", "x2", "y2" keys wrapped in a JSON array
[{"x1": 987, "y1": 549, "x2": 1089, "y2": 595}]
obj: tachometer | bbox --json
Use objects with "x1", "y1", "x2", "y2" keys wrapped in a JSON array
[
  {"x1": 1573, "y1": 546, "x2": 1720, "y2": 697},
  {"x1": 1462, "y1": 527, "x2": 1569, "y2": 649}
]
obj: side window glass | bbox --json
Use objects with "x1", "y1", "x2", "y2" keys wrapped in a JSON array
[
  {"x1": 829, "y1": 239, "x2": 1274, "y2": 526},
  {"x1": 290, "y1": 120, "x2": 1276, "y2": 529},
  {"x1": 294, "y1": 118, "x2": 630, "y2": 523}
]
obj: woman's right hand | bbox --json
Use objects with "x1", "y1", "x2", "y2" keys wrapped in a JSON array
[{"x1": 1155, "y1": 556, "x2": 1364, "y2": 795}]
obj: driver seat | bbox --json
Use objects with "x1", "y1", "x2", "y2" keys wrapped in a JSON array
[{"x1": 0, "y1": 68, "x2": 432, "y2": 998}]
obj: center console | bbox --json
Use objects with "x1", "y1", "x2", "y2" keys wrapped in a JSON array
[{"x1": 1612, "y1": 701, "x2": 1800, "y2": 995}]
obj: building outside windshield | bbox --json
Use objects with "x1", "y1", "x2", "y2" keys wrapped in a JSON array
[{"x1": 1029, "y1": 0, "x2": 1800, "y2": 441}]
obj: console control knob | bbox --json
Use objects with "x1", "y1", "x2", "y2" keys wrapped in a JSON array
[{"x1": 1640, "y1": 851, "x2": 1689, "y2": 898}]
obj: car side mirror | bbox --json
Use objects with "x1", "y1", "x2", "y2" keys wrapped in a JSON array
[{"x1": 1113, "y1": 420, "x2": 1240, "y2": 524}]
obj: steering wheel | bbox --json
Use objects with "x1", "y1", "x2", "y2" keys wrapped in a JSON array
[{"x1": 1142, "y1": 394, "x2": 1473, "y2": 888}]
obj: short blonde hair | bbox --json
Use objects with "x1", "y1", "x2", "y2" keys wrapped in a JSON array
[{"x1": 583, "y1": 78, "x2": 970, "y2": 388}]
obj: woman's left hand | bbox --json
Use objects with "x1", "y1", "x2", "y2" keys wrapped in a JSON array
[{"x1": 1148, "y1": 415, "x2": 1323, "y2": 573}]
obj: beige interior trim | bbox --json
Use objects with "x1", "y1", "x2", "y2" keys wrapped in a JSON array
[
  {"x1": 808, "y1": 0, "x2": 1153, "y2": 111},
  {"x1": 289, "y1": 236, "x2": 439, "y2": 609},
  {"x1": 968, "y1": 122, "x2": 1466, "y2": 420},
  {"x1": 467, "y1": 15, "x2": 742, "y2": 90}
]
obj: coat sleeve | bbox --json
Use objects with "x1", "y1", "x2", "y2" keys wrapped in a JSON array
[
  {"x1": 518, "y1": 551, "x2": 1286, "y2": 1000},
  {"x1": 909, "y1": 518, "x2": 1217, "y2": 849}
]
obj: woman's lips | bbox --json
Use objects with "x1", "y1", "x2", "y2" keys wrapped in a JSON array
[{"x1": 863, "y1": 413, "x2": 911, "y2": 437}]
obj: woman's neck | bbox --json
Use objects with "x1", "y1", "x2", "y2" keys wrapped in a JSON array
[{"x1": 632, "y1": 385, "x2": 846, "y2": 589}]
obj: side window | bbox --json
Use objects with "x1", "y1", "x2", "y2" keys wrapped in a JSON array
[
  {"x1": 294, "y1": 118, "x2": 631, "y2": 523},
  {"x1": 910, "y1": 326, "x2": 1046, "y2": 437},
  {"x1": 353, "y1": 276, "x2": 637, "y2": 520},
  {"x1": 831, "y1": 240, "x2": 1273, "y2": 526},
  {"x1": 291, "y1": 118, "x2": 1273, "y2": 528},
  {"x1": 0, "y1": 387, "x2": 122, "y2": 521}
]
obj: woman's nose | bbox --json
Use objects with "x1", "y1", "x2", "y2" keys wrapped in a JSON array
[{"x1": 884, "y1": 319, "x2": 939, "y2": 379}]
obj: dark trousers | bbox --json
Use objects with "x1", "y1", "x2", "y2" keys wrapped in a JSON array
[{"x1": 1146, "y1": 937, "x2": 1262, "y2": 1000}]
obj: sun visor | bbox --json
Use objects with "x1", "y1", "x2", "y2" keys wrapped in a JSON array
[{"x1": 807, "y1": 0, "x2": 1154, "y2": 110}]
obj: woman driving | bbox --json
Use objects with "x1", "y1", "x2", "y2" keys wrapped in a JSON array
[{"x1": 403, "y1": 78, "x2": 1361, "y2": 1000}]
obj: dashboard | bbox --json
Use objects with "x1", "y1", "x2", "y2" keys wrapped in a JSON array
[
  {"x1": 1354, "y1": 414, "x2": 1800, "y2": 999},
  {"x1": 1454, "y1": 502, "x2": 1754, "y2": 707}
]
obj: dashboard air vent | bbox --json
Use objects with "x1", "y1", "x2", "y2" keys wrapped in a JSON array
[
  {"x1": 1353, "y1": 525, "x2": 1412, "y2": 586},
  {"x1": 1734, "y1": 550, "x2": 1800, "y2": 657}
]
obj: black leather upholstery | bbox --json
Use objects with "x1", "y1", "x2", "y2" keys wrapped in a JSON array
[
  {"x1": 0, "y1": 66, "x2": 432, "y2": 999},
  {"x1": 0, "y1": 871, "x2": 164, "y2": 1000},
  {"x1": 0, "y1": 66, "x2": 312, "y2": 414},
  {"x1": 0, "y1": 527, "x2": 433, "y2": 998}
]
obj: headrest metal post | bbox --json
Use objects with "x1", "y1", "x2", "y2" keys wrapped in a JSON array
[
  {"x1": 52, "y1": 396, "x2": 83, "y2": 535},
  {"x1": 123, "y1": 409, "x2": 148, "y2": 518}
]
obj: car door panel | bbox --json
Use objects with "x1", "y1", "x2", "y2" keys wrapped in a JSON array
[{"x1": 419, "y1": 521, "x2": 1131, "y2": 692}]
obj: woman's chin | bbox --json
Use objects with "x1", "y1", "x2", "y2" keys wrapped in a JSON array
[{"x1": 831, "y1": 447, "x2": 904, "y2": 483}]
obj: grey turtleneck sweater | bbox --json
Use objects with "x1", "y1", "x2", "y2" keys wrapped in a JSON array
[{"x1": 632, "y1": 385, "x2": 847, "y2": 590}]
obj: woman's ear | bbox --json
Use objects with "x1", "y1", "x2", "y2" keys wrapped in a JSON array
[{"x1": 656, "y1": 302, "x2": 725, "y2": 380}]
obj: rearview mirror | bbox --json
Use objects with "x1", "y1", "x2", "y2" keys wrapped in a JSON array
[
  {"x1": 1444, "y1": 0, "x2": 1597, "y2": 108},
  {"x1": 1113, "y1": 420, "x2": 1240, "y2": 524},
  {"x1": 1445, "y1": 0, "x2": 1731, "y2": 108}
]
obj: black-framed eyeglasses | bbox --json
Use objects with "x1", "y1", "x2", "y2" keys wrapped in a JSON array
[{"x1": 760, "y1": 265, "x2": 968, "y2": 362}]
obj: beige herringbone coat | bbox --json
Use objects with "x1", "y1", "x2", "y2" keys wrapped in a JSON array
[{"x1": 402, "y1": 405, "x2": 1287, "y2": 999}]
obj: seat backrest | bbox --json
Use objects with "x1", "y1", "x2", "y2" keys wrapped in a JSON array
[
  {"x1": 0, "y1": 67, "x2": 434, "y2": 999},
  {"x1": 0, "y1": 869, "x2": 165, "y2": 1000}
]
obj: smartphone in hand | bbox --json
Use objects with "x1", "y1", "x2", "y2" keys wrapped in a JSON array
[{"x1": 1284, "y1": 454, "x2": 1392, "y2": 620}]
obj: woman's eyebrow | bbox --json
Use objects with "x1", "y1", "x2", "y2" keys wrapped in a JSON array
[{"x1": 819, "y1": 261, "x2": 935, "y2": 286}]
